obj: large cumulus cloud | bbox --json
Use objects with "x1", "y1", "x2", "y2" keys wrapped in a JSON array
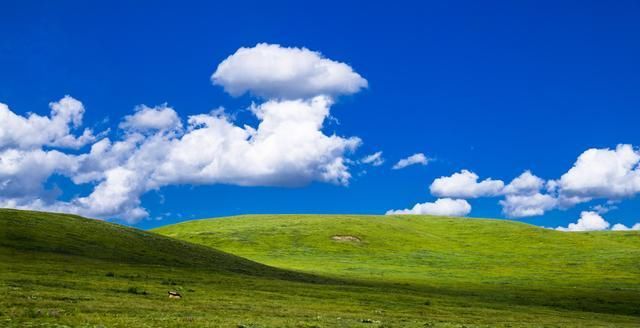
[
  {"x1": 0, "y1": 43, "x2": 367, "y2": 223},
  {"x1": 212, "y1": 43, "x2": 368, "y2": 99}
]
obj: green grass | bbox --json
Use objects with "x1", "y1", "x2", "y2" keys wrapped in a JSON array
[
  {"x1": 2, "y1": 209, "x2": 640, "y2": 327},
  {"x1": 155, "y1": 214, "x2": 640, "y2": 323},
  {"x1": 154, "y1": 214, "x2": 640, "y2": 286},
  {"x1": 0, "y1": 209, "x2": 316, "y2": 281}
]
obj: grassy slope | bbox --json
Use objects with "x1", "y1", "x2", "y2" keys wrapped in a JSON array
[
  {"x1": 0, "y1": 209, "x2": 314, "y2": 280},
  {"x1": 2, "y1": 210, "x2": 639, "y2": 327},
  {"x1": 0, "y1": 209, "x2": 362, "y2": 327},
  {"x1": 154, "y1": 214, "x2": 640, "y2": 285},
  {"x1": 156, "y1": 215, "x2": 640, "y2": 321}
]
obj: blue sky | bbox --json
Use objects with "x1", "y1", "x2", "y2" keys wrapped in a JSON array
[{"x1": 1, "y1": 1, "x2": 639, "y2": 230}]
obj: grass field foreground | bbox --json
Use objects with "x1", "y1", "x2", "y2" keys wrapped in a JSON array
[{"x1": 1, "y1": 210, "x2": 639, "y2": 327}]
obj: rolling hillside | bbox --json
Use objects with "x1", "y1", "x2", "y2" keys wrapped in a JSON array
[
  {"x1": 2, "y1": 209, "x2": 639, "y2": 327},
  {"x1": 156, "y1": 214, "x2": 640, "y2": 319},
  {"x1": 0, "y1": 209, "x2": 314, "y2": 280},
  {"x1": 155, "y1": 214, "x2": 640, "y2": 286}
]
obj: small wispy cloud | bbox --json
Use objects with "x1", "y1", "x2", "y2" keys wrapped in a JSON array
[
  {"x1": 360, "y1": 151, "x2": 384, "y2": 166},
  {"x1": 392, "y1": 153, "x2": 430, "y2": 170}
]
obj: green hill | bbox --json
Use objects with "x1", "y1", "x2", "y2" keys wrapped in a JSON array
[
  {"x1": 155, "y1": 214, "x2": 640, "y2": 320},
  {"x1": 0, "y1": 209, "x2": 313, "y2": 280},
  {"x1": 0, "y1": 209, "x2": 338, "y2": 327},
  {"x1": 2, "y1": 209, "x2": 640, "y2": 327},
  {"x1": 154, "y1": 214, "x2": 640, "y2": 287}
]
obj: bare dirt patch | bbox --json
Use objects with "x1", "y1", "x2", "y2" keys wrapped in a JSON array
[{"x1": 331, "y1": 235, "x2": 361, "y2": 242}]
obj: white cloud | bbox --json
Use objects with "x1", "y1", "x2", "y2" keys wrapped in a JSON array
[
  {"x1": 0, "y1": 148, "x2": 78, "y2": 199},
  {"x1": 554, "y1": 211, "x2": 639, "y2": 232},
  {"x1": 212, "y1": 43, "x2": 368, "y2": 100},
  {"x1": 392, "y1": 153, "x2": 430, "y2": 170},
  {"x1": 556, "y1": 144, "x2": 640, "y2": 202},
  {"x1": 386, "y1": 198, "x2": 471, "y2": 216},
  {"x1": 360, "y1": 151, "x2": 384, "y2": 166},
  {"x1": 500, "y1": 193, "x2": 557, "y2": 218},
  {"x1": 154, "y1": 96, "x2": 360, "y2": 187},
  {"x1": 0, "y1": 96, "x2": 94, "y2": 150},
  {"x1": 394, "y1": 145, "x2": 640, "y2": 222},
  {"x1": 73, "y1": 166, "x2": 150, "y2": 222},
  {"x1": 0, "y1": 97, "x2": 360, "y2": 222},
  {"x1": 503, "y1": 170, "x2": 544, "y2": 195},
  {"x1": 430, "y1": 170, "x2": 504, "y2": 198},
  {"x1": 556, "y1": 211, "x2": 611, "y2": 231},
  {"x1": 119, "y1": 104, "x2": 182, "y2": 133},
  {"x1": 498, "y1": 171, "x2": 558, "y2": 218},
  {"x1": 0, "y1": 45, "x2": 369, "y2": 223},
  {"x1": 611, "y1": 223, "x2": 640, "y2": 231},
  {"x1": 29, "y1": 96, "x2": 359, "y2": 223},
  {"x1": 590, "y1": 203, "x2": 618, "y2": 214}
]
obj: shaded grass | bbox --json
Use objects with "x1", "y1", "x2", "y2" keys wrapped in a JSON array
[
  {"x1": 0, "y1": 209, "x2": 322, "y2": 283},
  {"x1": 3, "y1": 249, "x2": 639, "y2": 327}
]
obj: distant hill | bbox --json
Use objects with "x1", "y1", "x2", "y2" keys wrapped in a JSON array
[{"x1": 154, "y1": 214, "x2": 640, "y2": 287}]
